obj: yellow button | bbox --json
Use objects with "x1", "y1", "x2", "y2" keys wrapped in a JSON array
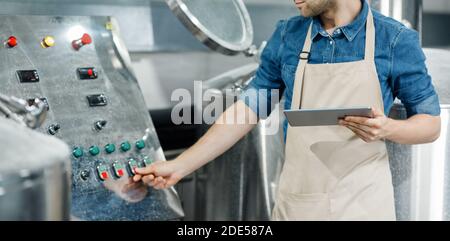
[
  {"x1": 41, "y1": 36, "x2": 55, "y2": 48},
  {"x1": 105, "y1": 22, "x2": 114, "y2": 31}
]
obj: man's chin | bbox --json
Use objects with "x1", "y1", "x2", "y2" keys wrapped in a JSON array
[{"x1": 299, "y1": 8, "x2": 314, "y2": 17}]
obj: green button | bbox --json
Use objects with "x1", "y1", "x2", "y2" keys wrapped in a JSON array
[
  {"x1": 135, "y1": 140, "x2": 146, "y2": 150},
  {"x1": 143, "y1": 156, "x2": 153, "y2": 166},
  {"x1": 72, "y1": 147, "x2": 83, "y2": 158},
  {"x1": 89, "y1": 146, "x2": 100, "y2": 156},
  {"x1": 128, "y1": 158, "x2": 139, "y2": 175},
  {"x1": 120, "y1": 141, "x2": 131, "y2": 152},
  {"x1": 105, "y1": 144, "x2": 116, "y2": 154}
]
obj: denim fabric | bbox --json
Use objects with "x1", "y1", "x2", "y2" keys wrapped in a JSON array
[{"x1": 240, "y1": 0, "x2": 441, "y2": 137}]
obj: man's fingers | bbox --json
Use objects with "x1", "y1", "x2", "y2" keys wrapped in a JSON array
[
  {"x1": 345, "y1": 116, "x2": 371, "y2": 125},
  {"x1": 152, "y1": 177, "x2": 166, "y2": 189},
  {"x1": 346, "y1": 125, "x2": 373, "y2": 142},
  {"x1": 154, "y1": 179, "x2": 167, "y2": 190},
  {"x1": 342, "y1": 120, "x2": 374, "y2": 135},
  {"x1": 135, "y1": 165, "x2": 155, "y2": 175},
  {"x1": 142, "y1": 174, "x2": 155, "y2": 185},
  {"x1": 133, "y1": 174, "x2": 142, "y2": 182}
]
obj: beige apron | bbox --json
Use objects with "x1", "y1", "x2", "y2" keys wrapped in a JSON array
[{"x1": 272, "y1": 9, "x2": 396, "y2": 221}]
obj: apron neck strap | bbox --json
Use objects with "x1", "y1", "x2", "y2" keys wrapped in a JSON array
[
  {"x1": 364, "y1": 8, "x2": 375, "y2": 61},
  {"x1": 300, "y1": 8, "x2": 376, "y2": 61},
  {"x1": 293, "y1": 8, "x2": 376, "y2": 109}
]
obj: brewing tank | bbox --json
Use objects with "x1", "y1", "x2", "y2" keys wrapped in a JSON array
[
  {"x1": 387, "y1": 49, "x2": 450, "y2": 221},
  {"x1": 0, "y1": 118, "x2": 71, "y2": 221}
]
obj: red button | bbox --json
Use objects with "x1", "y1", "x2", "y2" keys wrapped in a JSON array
[
  {"x1": 117, "y1": 169, "x2": 124, "y2": 177},
  {"x1": 87, "y1": 68, "x2": 94, "y2": 76},
  {"x1": 81, "y1": 33, "x2": 92, "y2": 45},
  {"x1": 7, "y1": 36, "x2": 17, "y2": 48},
  {"x1": 101, "y1": 172, "x2": 109, "y2": 180}
]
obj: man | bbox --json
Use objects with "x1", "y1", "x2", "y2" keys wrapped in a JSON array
[{"x1": 134, "y1": 0, "x2": 441, "y2": 220}]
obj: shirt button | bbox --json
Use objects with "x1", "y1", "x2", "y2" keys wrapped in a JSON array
[
  {"x1": 329, "y1": 41, "x2": 333, "y2": 45},
  {"x1": 336, "y1": 29, "x2": 341, "y2": 34}
]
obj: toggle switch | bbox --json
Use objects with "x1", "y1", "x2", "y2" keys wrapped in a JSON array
[
  {"x1": 48, "y1": 123, "x2": 61, "y2": 135},
  {"x1": 94, "y1": 120, "x2": 107, "y2": 131},
  {"x1": 6, "y1": 36, "x2": 18, "y2": 48},
  {"x1": 80, "y1": 170, "x2": 90, "y2": 181},
  {"x1": 72, "y1": 33, "x2": 92, "y2": 50},
  {"x1": 41, "y1": 36, "x2": 55, "y2": 48},
  {"x1": 97, "y1": 164, "x2": 109, "y2": 181}
]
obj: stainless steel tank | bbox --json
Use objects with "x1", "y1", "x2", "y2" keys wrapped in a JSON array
[
  {"x1": 370, "y1": 0, "x2": 422, "y2": 32},
  {"x1": 0, "y1": 118, "x2": 71, "y2": 221},
  {"x1": 387, "y1": 49, "x2": 450, "y2": 221},
  {"x1": 371, "y1": 0, "x2": 450, "y2": 221},
  {"x1": 166, "y1": 0, "x2": 285, "y2": 220},
  {"x1": 192, "y1": 67, "x2": 284, "y2": 220}
]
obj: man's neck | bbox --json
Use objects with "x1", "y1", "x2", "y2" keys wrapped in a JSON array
[{"x1": 320, "y1": 0, "x2": 362, "y2": 34}]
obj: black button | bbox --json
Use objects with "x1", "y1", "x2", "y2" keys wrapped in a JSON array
[
  {"x1": 17, "y1": 70, "x2": 39, "y2": 83},
  {"x1": 87, "y1": 94, "x2": 108, "y2": 107},
  {"x1": 78, "y1": 67, "x2": 98, "y2": 80}
]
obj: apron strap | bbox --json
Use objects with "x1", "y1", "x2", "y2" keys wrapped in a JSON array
[
  {"x1": 364, "y1": 8, "x2": 375, "y2": 61},
  {"x1": 291, "y1": 8, "x2": 376, "y2": 110},
  {"x1": 291, "y1": 23, "x2": 313, "y2": 110}
]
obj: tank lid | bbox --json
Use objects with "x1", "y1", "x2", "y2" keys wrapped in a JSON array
[{"x1": 165, "y1": 0, "x2": 254, "y2": 56}]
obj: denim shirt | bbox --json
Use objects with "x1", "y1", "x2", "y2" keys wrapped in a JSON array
[{"x1": 240, "y1": 0, "x2": 441, "y2": 136}]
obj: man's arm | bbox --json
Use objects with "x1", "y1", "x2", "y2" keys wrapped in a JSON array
[
  {"x1": 341, "y1": 108, "x2": 441, "y2": 145},
  {"x1": 134, "y1": 20, "x2": 288, "y2": 189},
  {"x1": 133, "y1": 100, "x2": 258, "y2": 189}
]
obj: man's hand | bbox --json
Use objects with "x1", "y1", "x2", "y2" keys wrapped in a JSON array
[
  {"x1": 133, "y1": 160, "x2": 188, "y2": 190},
  {"x1": 103, "y1": 177, "x2": 148, "y2": 203},
  {"x1": 339, "y1": 107, "x2": 394, "y2": 143}
]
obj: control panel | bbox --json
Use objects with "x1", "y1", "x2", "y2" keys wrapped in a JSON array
[{"x1": 0, "y1": 16, "x2": 183, "y2": 220}]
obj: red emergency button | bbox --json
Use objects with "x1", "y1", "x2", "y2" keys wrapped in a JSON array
[
  {"x1": 87, "y1": 68, "x2": 94, "y2": 77},
  {"x1": 72, "y1": 33, "x2": 92, "y2": 50},
  {"x1": 6, "y1": 36, "x2": 18, "y2": 48}
]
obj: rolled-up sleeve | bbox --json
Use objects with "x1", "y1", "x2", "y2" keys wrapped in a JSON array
[
  {"x1": 391, "y1": 28, "x2": 441, "y2": 117},
  {"x1": 239, "y1": 20, "x2": 286, "y2": 119}
]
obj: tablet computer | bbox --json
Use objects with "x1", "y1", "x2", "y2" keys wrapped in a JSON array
[{"x1": 284, "y1": 107, "x2": 373, "y2": 127}]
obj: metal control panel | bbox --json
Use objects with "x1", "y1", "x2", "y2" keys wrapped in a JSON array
[{"x1": 0, "y1": 16, "x2": 184, "y2": 220}]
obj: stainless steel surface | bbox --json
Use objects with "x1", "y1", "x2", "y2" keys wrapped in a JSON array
[
  {"x1": 187, "y1": 78, "x2": 284, "y2": 220},
  {"x1": 202, "y1": 63, "x2": 259, "y2": 90},
  {"x1": 370, "y1": 0, "x2": 422, "y2": 33},
  {"x1": 0, "y1": 15, "x2": 183, "y2": 220},
  {"x1": 165, "y1": 0, "x2": 254, "y2": 55},
  {"x1": 0, "y1": 94, "x2": 48, "y2": 129},
  {"x1": 0, "y1": 118, "x2": 70, "y2": 221},
  {"x1": 387, "y1": 48, "x2": 450, "y2": 221},
  {"x1": 195, "y1": 103, "x2": 284, "y2": 221}
]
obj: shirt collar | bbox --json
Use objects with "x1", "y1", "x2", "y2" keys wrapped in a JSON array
[{"x1": 311, "y1": 0, "x2": 369, "y2": 42}]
